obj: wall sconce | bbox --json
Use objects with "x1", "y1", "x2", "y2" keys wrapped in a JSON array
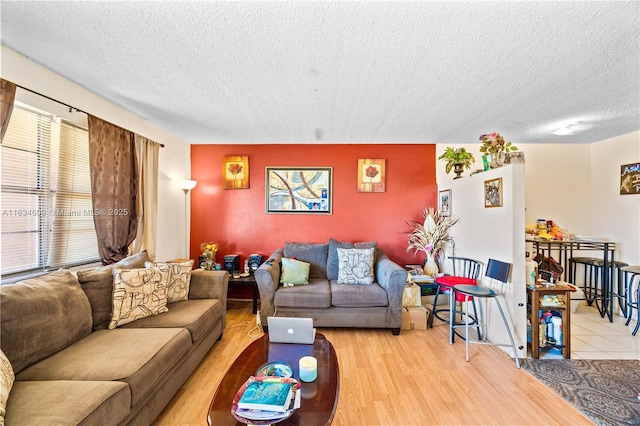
[{"x1": 177, "y1": 180, "x2": 197, "y2": 258}]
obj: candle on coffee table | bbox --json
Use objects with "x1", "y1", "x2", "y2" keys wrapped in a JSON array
[{"x1": 299, "y1": 356, "x2": 317, "y2": 382}]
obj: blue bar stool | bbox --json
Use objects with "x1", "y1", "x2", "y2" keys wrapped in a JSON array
[
  {"x1": 451, "y1": 259, "x2": 520, "y2": 368},
  {"x1": 620, "y1": 265, "x2": 640, "y2": 336}
]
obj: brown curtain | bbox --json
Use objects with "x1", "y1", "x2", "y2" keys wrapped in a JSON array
[
  {"x1": 131, "y1": 134, "x2": 160, "y2": 261},
  {"x1": 1, "y1": 79, "x2": 17, "y2": 142},
  {"x1": 88, "y1": 115, "x2": 138, "y2": 265}
]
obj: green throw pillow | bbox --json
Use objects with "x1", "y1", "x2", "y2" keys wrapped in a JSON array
[{"x1": 280, "y1": 258, "x2": 310, "y2": 286}]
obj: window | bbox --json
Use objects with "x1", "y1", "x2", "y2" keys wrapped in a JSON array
[{"x1": 1, "y1": 104, "x2": 99, "y2": 276}]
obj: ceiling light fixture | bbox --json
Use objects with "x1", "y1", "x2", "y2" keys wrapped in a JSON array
[{"x1": 551, "y1": 121, "x2": 594, "y2": 136}]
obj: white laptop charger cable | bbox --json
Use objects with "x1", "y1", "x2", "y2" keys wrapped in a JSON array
[{"x1": 248, "y1": 311, "x2": 263, "y2": 338}]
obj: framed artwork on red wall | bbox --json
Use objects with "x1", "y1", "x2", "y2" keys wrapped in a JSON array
[
  {"x1": 266, "y1": 167, "x2": 332, "y2": 214},
  {"x1": 222, "y1": 155, "x2": 249, "y2": 189},
  {"x1": 357, "y1": 158, "x2": 385, "y2": 192}
]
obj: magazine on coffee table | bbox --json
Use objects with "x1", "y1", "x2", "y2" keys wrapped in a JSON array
[{"x1": 232, "y1": 376, "x2": 301, "y2": 423}]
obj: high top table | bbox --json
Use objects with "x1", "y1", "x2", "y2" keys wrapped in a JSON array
[
  {"x1": 528, "y1": 238, "x2": 617, "y2": 321},
  {"x1": 208, "y1": 333, "x2": 339, "y2": 426}
]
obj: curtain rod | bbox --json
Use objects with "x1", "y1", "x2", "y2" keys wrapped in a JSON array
[{"x1": 14, "y1": 83, "x2": 165, "y2": 148}]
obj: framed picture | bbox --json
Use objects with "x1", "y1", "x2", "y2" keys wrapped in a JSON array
[
  {"x1": 484, "y1": 177, "x2": 503, "y2": 208},
  {"x1": 506, "y1": 151, "x2": 526, "y2": 164},
  {"x1": 438, "y1": 189, "x2": 451, "y2": 216},
  {"x1": 222, "y1": 155, "x2": 249, "y2": 189},
  {"x1": 620, "y1": 162, "x2": 640, "y2": 195},
  {"x1": 266, "y1": 167, "x2": 332, "y2": 214},
  {"x1": 357, "y1": 159, "x2": 385, "y2": 192}
]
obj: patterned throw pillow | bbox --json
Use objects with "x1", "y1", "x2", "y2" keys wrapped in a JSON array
[
  {"x1": 108, "y1": 267, "x2": 169, "y2": 329},
  {"x1": 0, "y1": 349, "x2": 14, "y2": 425},
  {"x1": 145, "y1": 260, "x2": 194, "y2": 303},
  {"x1": 337, "y1": 247, "x2": 375, "y2": 285},
  {"x1": 280, "y1": 258, "x2": 311, "y2": 286}
]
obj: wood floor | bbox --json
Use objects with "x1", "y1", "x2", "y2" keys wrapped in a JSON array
[{"x1": 154, "y1": 302, "x2": 591, "y2": 425}]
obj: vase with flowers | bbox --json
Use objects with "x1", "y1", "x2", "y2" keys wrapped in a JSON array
[
  {"x1": 200, "y1": 241, "x2": 218, "y2": 270},
  {"x1": 479, "y1": 132, "x2": 518, "y2": 168},
  {"x1": 406, "y1": 207, "x2": 459, "y2": 277}
]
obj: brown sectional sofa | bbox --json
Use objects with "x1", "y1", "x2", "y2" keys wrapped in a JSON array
[{"x1": 0, "y1": 252, "x2": 228, "y2": 426}]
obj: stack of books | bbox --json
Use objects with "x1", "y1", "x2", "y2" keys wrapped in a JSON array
[{"x1": 232, "y1": 376, "x2": 301, "y2": 423}]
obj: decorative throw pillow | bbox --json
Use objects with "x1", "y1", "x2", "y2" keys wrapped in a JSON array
[
  {"x1": 280, "y1": 258, "x2": 311, "y2": 286},
  {"x1": 145, "y1": 260, "x2": 194, "y2": 303},
  {"x1": 327, "y1": 238, "x2": 377, "y2": 280},
  {"x1": 108, "y1": 267, "x2": 169, "y2": 329},
  {"x1": 0, "y1": 349, "x2": 14, "y2": 425},
  {"x1": 283, "y1": 242, "x2": 329, "y2": 279},
  {"x1": 337, "y1": 247, "x2": 375, "y2": 285}
]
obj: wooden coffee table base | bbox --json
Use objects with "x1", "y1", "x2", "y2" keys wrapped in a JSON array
[{"x1": 207, "y1": 333, "x2": 339, "y2": 426}]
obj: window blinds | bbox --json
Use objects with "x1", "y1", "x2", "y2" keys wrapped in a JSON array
[
  {"x1": 48, "y1": 122, "x2": 99, "y2": 268},
  {"x1": 1, "y1": 105, "x2": 99, "y2": 275}
]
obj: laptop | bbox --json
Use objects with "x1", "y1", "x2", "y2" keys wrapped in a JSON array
[{"x1": 267, "y1": 317, "x2": 316, "y2": 344}]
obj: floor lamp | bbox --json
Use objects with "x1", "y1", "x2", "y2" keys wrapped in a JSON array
[{"x1": 178, "y1": 180, "x2": 197, "y2": 259}]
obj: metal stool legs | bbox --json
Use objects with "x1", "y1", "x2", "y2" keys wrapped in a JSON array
[
  {"x1": 449, "y1": 259, "x2": 520, "y2": 368},
  {"x1": 620, "y1": 266, "x2": 640, "y2": 336},
  {"x1": 457, "y1": 291, "x2": 520, "y2": 368},
  {"x1": 447, "y1": 288, "x2": 482, "y2": 344}
]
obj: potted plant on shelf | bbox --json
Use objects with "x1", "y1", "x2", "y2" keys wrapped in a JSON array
[
  {"x1": 406, "y1": 207, "x2": 459, "y2": 277},
  {"x1": 479, "y1": 132, "x2": 518, "y2": 168},
  {"x1": 438, "y1": 147, "x2": 475, "y2": 179}
]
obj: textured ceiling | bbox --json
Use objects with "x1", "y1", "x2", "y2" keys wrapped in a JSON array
[{"x1": 1, "y1": 1, "x2": 639, "y2": 145}]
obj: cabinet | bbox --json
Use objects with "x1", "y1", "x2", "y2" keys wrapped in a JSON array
[{"x1": 527, "y1": 282, "x2": 572, "y2": 359}]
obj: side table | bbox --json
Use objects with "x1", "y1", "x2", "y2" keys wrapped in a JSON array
[
  {"x1": 228, "y1": 274, "x2": 259, "y2": 314},
  {"x1": 527, "y1": 282, "x2": 572, "y2": 359}
]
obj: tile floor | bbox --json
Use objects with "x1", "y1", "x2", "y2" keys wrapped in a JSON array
[{"x1": 539, "y1": 302, "x2": 639, "y2": 360}]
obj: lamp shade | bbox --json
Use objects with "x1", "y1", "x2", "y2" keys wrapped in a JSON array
[{"x1": 178, "y1": 179, "x2": 197, "y2": 191}]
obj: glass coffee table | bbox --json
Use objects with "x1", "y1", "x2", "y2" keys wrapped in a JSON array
[{"x1": 207, "y1": 333, "x2": 339, "y2": 426}]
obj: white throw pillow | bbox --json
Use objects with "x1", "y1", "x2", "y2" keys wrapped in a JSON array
[
  {"x1": 0, "y1": 349, "x2": 15, "y2": 426},
  {"x1": 108, "y1": 267, "x2": 169, "y2": 329},
  {"x1": 337, "y1": 247, "x2": 375, "y2": 285}
]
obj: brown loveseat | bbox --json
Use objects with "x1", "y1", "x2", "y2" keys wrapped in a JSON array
[
  {"x1": 0, "y1": 252, "x2": 228, "y2": 426},
  {"x1": 255, "y1": 239, "x2": 407, "y2": 335}
]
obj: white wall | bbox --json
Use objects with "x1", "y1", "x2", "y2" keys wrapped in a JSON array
[
  {"x1": 1, "y1": 46, "x2": 192, "y2": 262},
  {"x1": 436, "y1": 132, "x2": 640, "y2": 266},
  {"x1": 590, "y1": 132, "x2": 640, "y2": 264},
  {"x1": 439, "y1": 165, "x2": 527, "y2": 360}
]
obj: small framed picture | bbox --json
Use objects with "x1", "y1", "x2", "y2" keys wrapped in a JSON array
[
  {"x1": 222, "y1": 155, "x2": 249, "y2": 189},
  {"x1": 506, "y1": 151, "x2": 526, "y2": 164},
  {"x1": 438, "y1": 189, "x2": 451, "y2": 216},
  {"x1": 484, "y1": 178, "x2": 503, "y2": 208},
  {"x1": 357, "y1": 159, "x2": 385, "y2": 192}
]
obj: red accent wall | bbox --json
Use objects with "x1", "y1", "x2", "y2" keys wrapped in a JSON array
[{"x1": 190, "y1": 144, "x2": 437, "y2": 271}]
